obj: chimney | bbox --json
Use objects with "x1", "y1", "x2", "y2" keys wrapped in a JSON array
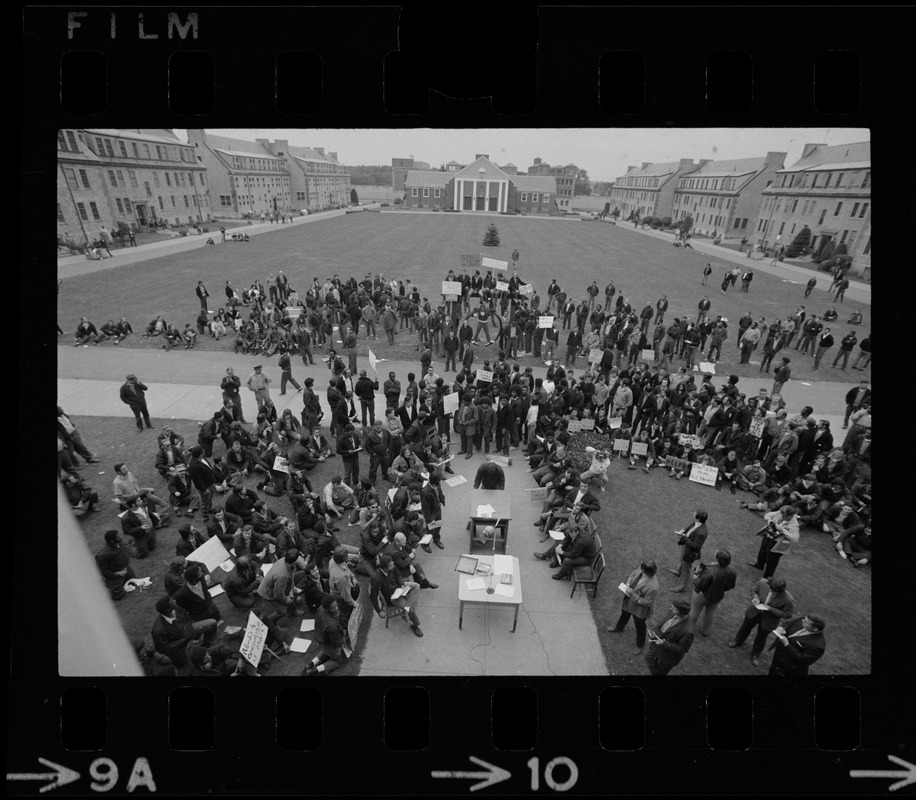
[
  {"x1": 255, "y1": 138, "x2": 269, "y2": 147},
  {"x1": 765, "y1": 151, "x2": 787, "y2": 169},
  {"x1": 475, "y1": 154, "x2": 489, "y2": 160},
  {"x1": 316, "y1": 147, "x2": 325, "y2": 155},
  {"x1": 801, "y1": 143, "x2": 827, "y2": 160},
  {"x1": 678, "y1": 158, "x2": 696, "y2": 172},
  {"x1": 641, "y1": 162, "x2": 651, "y2": 169}
]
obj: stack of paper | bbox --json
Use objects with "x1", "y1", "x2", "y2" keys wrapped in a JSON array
[
  {"x1": 477, "y1": 504, "x2": 496, "y2": 517},
  {"x1": 493, "y1": 554, "x2": 514, "y2": 575},
  {"x1": 392, "y1": 586, "x2": 408, "y2": 600},
  {"x1": 300, "y1": 620, "x2": 315, "y2": 633},
  {"x1": 289, "y1": 639, "x2": 310, "y2": 653},
  {"x1": 494, "y1": 584, "x2": 516, "y2": 599},
  {"x1": 465, "y1": 577, "x2": 487, "y2": 591},
  {"x1": 208, "y1": 584, "x2": 225, "y2": 598}
]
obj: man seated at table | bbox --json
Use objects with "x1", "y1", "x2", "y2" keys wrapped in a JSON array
[
  {"x1": 369, "y1": 555, "x2": 424, "y2": 637},
  {"x1": 384, "y1": 532, "x2": 438, "y2": 589},
  {"x1": 474, "y1": 459, "x2": 506, "y2": 490}
]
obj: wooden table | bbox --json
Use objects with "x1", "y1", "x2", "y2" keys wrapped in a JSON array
[
  {"x1": 458, "y1": 555, "x2": 523, "y2": 632},
  {"x1": 467, "y1": 491, "x2": 512, "y2": 553}
]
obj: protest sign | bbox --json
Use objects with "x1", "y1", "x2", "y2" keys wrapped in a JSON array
[
  {"x1": 442, "y1": 281, "x2": 463, "y2": 296},
  {"x1": 641, "y1": 349, "x2": 655, "y2": 361},
  {"x1": 445, "y1": 474, "x2": 468, "y2": 487},
  {"x1": 528, "y1": 487, "x2": 549, "y2": 502},
  {"x1": 475, "y1": 369, "x2": 494, "y2": 383},
  {"x1": 481, "y1": 256, "x2": 508, "y2": 271},
  {"x1": 445, "y1": 295, "x2": 459, "y2": 302},
  {"x1": 239, "y1": 611, "x2": 269, "y2": 667},
  {"x1": 186, "y1": 535, "x2": 231, "y2": 573},
  {"x1": 679, "y1": 433, "x2": 704, "y2": 449},
  {"x1": 631, "y1": 441, "x2": 649, "y2": 457},
  {"x1": 460, "y1": 253, "x2": 482, "y2": 269},
  {"x1": 368, "y1": 349, "x2": 378, "y2": 374},
  {"x1": 272, "y1": 456, "x2": 290, "y2": 474},
  {"x1": 442, "y1": 393, "x2": 460, "y2": 415},
  {"x1": 495, "y1": 281, "x2": 510, "y2": 292},
  {"x1": 689, "y1": 464, "x2": 719, "y2": 487},
  {"x1": 577, "y1": 418, "x2": 596, "y2": 431},
  {"x1": 588, "y1": 348, "x2": 603, "y2": 365},
  {"x1": 613, "y1": 438, "x2": 631, "y2": 453},
  {"x1": 286, "y1": 307, "x2": 302, "y2": 319},
  {"x1": 519, "y1": 283, "x2": 534, "y2": 295},
  {"x1": 567, "y1": 420, "x2": 583, "y2": 433},
  {"x1": 749, "y1": 417, "x2": 766, "y2": 439},
  {"x1": 538, "y1": 316, "x2": 555, "y2": 329},
  {"x1": 607, "y1": 416, "x2": 623, "y2": 429},
  {"x1": 698, "y1": 361, "x2": 717, "y2": 375},
  {"x1": 664, "y1": 456, "x2": 689, "y2": 471}
]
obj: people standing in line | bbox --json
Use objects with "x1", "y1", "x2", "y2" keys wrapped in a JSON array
[
  {"x1": 120, "y1": 373, "x2": 152, "y2": 432},
  {"x1": 644, "y1": 599, "x2": 694, "y2": 676},
  {"x1": 608, "y1": 560, "x2": 659, "y2": 655},
  {"x1": 688, "y1": 549, "x2": 737, "y2": 637}
]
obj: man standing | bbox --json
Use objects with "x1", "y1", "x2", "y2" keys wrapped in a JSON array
[
  {"x1": 833, "y1": 331, "x2": 857, "y2": 370},
  {"x1": 655, "y1": 295, "x2": 668, "y2": 325},
  {"x1": 195, "y1": 281, "x2": 210, "y2": 312},
  {"x1": 728, "y1": 576, "x2": 795, "y2": 667},
  {"x1": 843, "y1": 380, "x2": 870, "y2": 430},
  {"x1": 688, "y1": 550, "x2": 737, "y2": 637},
  {"x1": 187, "y1": 445, "x2": 217, "y2": 523},
  {"x1": 749, "y1": 505, "x2": 800, "y2": 578},
  {"x1": 278, "y1": 351, "x2": 302, "y2": 396},
  {"x1": 337, "y1": 424, "x2": 362, "y2": 487},
  {"x1": 645, "y1": 599, "x2": 694, "y2": 676},
  {"x1": 767, "y1": 615, "x2": 827, "y2": 676},
  {"x1": 221, "y1": 367, "x2": 245, "y2": 422},
  {"x1": 247, "y1": 364, "x2": 272, "y2": 411},
  {"x1": 119, "y1": 373, "x2": 152, "y2": 432},
  {"x1": 344, "y1": 328, "x2": 358, "y2": 374},
  {"x1": 365, "y1": 419, "x2": 391, "y2": 482},
  {"x1": 443, "y1": 328, "x2": 460, "y2": 372},
  {"x1": 608, "y1": 560, "x2": 659, "y2": 655},
  {"x1": 812, "y1": 328, "x2": 834, "y2": 369},
  {"x1": 669, "y1": 510, "x2": 709, "y2": 593},
  {"x1": 383, "y1": 372, "x2": 401, "y2": 410},
  {"x1": 57, "y1": 406, "x2": 101, "y2": 465},
  {"x1": 355, "y1": 369, "x2": 379, "y2": 426},
  {"x1": 771, "y1": 357, "x2": 791, "y2": 397},
  {"x1": 697, "y1": 296, "x2": 711, "y2": 325},
  {"x1": 804, "y1": 276, "x2": 817, "y2": 298}
]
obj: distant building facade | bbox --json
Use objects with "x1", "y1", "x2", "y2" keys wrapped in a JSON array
[
  {"x1": 610, "y1": 159, "x2": 697, "y2": 221},
  {"x1": 527, "y1": 158, "x2": 577, "y2": 212},
  {"x1": 57, "y1": 128, "x2": 209, "y2": 243},
  {"x1": 753, "y1": 141, "x2": 871, "y2": 276},
  {"x1": 402, "y1": 156, "x2": 559, "y2": 215},
  {"x1": 392, "y1": 157, "x2": 431, "y2": 193},
  {"x1": 256, "y1": 139, "x2": 351, "y2": 212},
  {"x1": 672, "y1": 152, "x2": 786, "y2": 238}
]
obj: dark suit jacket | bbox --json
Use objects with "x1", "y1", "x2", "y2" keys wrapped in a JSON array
[
  {"x1": 744, "y1": 578, "x2": 795, "y2": 633},
  {"x1": 206, "y1": 512, "x2": 243, "y2": 545},
  {"x1": 188, "y1": 458, "x2": 216, "y2": 491},
  {"x1": 678, "y1": 521, "x2": 708, "y2": 562},
  {"x1": 119, "y1": 380, "x2": 148, "y2": 409},
  {"x1": 173, "y1": 582, "x2": 216, "y2": 621},
  {"x1": 768, "y1": 616, "x2": 826, "y2": 676},
  {"x1": 647, "y1": 614, "x2": 694, "y2": 673}
]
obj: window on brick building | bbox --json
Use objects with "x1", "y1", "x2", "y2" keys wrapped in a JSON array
[
  {"x1": 532, "y1": 194, "x2": 539, "y2": 202},
  {"x1": 124, "y1": 199, "x2": 132, "y2": 212},
  {"x1": 116, "y1": 170, "x2": 125, "y2": 188},
  {"x1": 153, "y1": 172, "x2": 160, "y2": 188},
  {"x1": 411, "y1": 188, "x2": 418, "y2": 197},
  {"x1": 77, "y1": 202, "x2": 88, "y2": 221},
  {"x1": 67, "y1": 131, "x2": 78, "y2": 151},
  {"x1": 850, "y1": 202, "x2": 859, "y2": 217},
  {"x1": 119, "y1": 141, "x2": 127, "y2": 158},
  {"x1": 859, "y1": 202, "x2": 869, "y2": 218},
  {"x1": 158, "y1": 197, "x2": 164, "y2": 210},
  {"x1": 115, "y1": 198, "x2": 123, "y2": 213},
  {"x1": 57, "y1": 203, "x2": 65, "y2": 222},
  {"x1": 95, "y1": 137, "x2": 104, "y2": 154},
  {"x1": 108, "y1": 170, "x2": 117, "y2": 187},
  {"x1": 104, "y1": 140, "x2": 115, "y2": 158},
  {"x1": 128, "y1": 170, "x2": 138, "y2": 188},
  {"x1": 79, "y1": 169, "x2": 90, "y2": 189},
  {"x1": 863, "y1": 236, "x2": 871, "y2": 254},
  {"x1": 89, "y1": 201, "x2": 100, "y2": 220},
  {"x1": 184, "y1": 195, "x2": 189, "y2": 207},
  {"x1": 818, "y1": 208, "x2": 827, "y2": 225},
  {"x1": 165, "y1": 173, "x2": 171, "y2": 187},
  {"x1": 423, "y1": 188, "x2": 429, "y2": 197},
  {"x1": 57, "y1": 131, "x2": 67, "y2": 151},
  {"x1": 132, "y1": 143, "x2": 139, "y2": 158},
  {"x1": 434, "y1": 188, "x2": 440, "y2": 197},
  {"x1": 143, "y1": 144, "x2": 151, "y2": 158},
  {"x1": 834, "y1": 202, "x2": 842, "y2": 216},
  {"x1": 145, "y1": 182, "x2": 152, "y2": 197},
  {"x1": 861, "y1": 172, "x2": 871, "y2": 188}
]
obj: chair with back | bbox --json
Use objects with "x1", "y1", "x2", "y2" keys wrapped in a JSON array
[{"x1": 570, "y1": 551, "x2": 606, "y2": 599}]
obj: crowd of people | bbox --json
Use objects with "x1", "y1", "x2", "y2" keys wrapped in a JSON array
[{"x1": 64, "y1": 249, "x2": 871, "y2": 677}]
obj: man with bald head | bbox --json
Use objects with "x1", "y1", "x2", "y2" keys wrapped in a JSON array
[{"x1": 384, "y1": 531, "x2": 438, "y2": 589}]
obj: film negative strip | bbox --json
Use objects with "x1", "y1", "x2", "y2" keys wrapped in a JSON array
[{"x1": 22, "y1": 4, "x2": 911, "y2": 796}]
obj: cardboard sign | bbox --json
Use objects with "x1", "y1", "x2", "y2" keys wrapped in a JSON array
[
  {"x1": 698, "y1": 361, "x2": 717, "y2": 375},
  {"x1": 460, "y1": 253, "x2": 482, "y2": 269},
  {"x1": 749, "y1": 417, "x2": 766, "y2": 439},
  {"x1": 679, "y1": 433, "x2": 704, "y2": 449},
  {"x1": 607, "y1": 416, "x2": 623, "y2": 429},
  {"x1": 664, "y1": 456, "x2": 689, "y2": 471},
  {"x1": 442, "y1": 393, "x2": 460, "y2": 415},
  {"x1": 519, "y1": 283, "x2": 534, "y2": 295},
  {"x1": 567, "y1": 420, "x2": 583, "y2": 433},
  {"x1": 185, "y1": 536, "x2": 232, "y2": 573},
  {"x1": 445, "y1": 294, "x2": 459, "y2": 302},
  {"x1": 239, "y1": 611, "x2": 269, "y2": 668},
  {"x1": 528, "y1": 487, "x2": 550, "y2": 502},
  {"x1": 288, "y1": 292, "x2": 299, "y2": 304},
  {"x1": 538, "y1": 316, "x2": 555, "y2": 329},
  {"x1": 689, "y1": 463, "x2": 719, "y2": 487},
  {"x1": 641, "y1": 349, "x2": 655, "y2": 361},
  {"x1": 613, "y1": 438, "x2": 631, "y2": 453},
  {"x1": 442, "y1": 281, "x2": 463, "y2": 296},
  {"x1": 482, "y1": 256, "x2": 508, "y2": 271},
  {"x1": 495, "y1": 281, "x2": 510, "y2": 292},
  {"x1": 631, "y1": 441, "x2": 649, "y2": 457},
  {"x1": 368, "y1": 349, "x2": 378, "y2": 374},
  {"x1": 475, "y1": 369, "x2": 494, "y2": 383},
  {"x1": 588, "y1": 348, "x2": 603, "y2": 365},
  {"x1": 272, "y1": 456, "x2": 290, "y2": 474},
  {"x1": 286, "y1": 307, "x2": 302, "y2": 319}
]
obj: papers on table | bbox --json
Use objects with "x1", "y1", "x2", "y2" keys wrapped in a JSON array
[
  {"x1": 289, "y1": 638, "x2": 310, "y2": 653},
  {"x1": 465, "y1": 577, "x2": 487, "y2": 591},
  {"x1": 494, "y1": 583, "x2": 516, "y2": 599},
  {"x1": 391, "y1": 586, "x2": 408, "y2": 600},
  {"x1": 446, "y1": 474, "x2": 467, "y2": 487},
  {"x1": 477, "y1": 504, "x2": 496, "y2": 517},
  {"x1": 300, "y1": 619, "x2": 315, "y2": 633},
  {"x1": 493, "y1": 554, "x2": 514, "y2": 575},
  {"x1": 419, "y1": 533, "x2": 433, "y2": 545},
  {"x1": 208, "y1": 584, "x2": 225, "y2": 598},
  {"x1": 548, "y1": 529, "x2": 565, "y2": 541},
  {"x1": 218, "y1": 559, "x2": 236, "y2": 573}
]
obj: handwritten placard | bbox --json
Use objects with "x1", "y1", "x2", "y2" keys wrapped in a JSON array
[
  {"x1": 538, "y1": 316, "x2": 555, "y2": 329},
  {"x1": 641, "y1": 349, "x2": 655, "y2": 361},
  {"x1": 442, "y1": 393, "x2": 460, "y2": 415},
  {"x1": 588, "y1": 348, "x2": 603, "y2": 365},
  {"x1": 528, "y1": 487, "x2": 549, "y2": 502},
  {"x1": 749, "y1": 417, "x2": 766, "y2": 439},
  {"x1": 631, "y1": 441, "x2": 649, "y2": 457},
  {"x1": 698, "y1": 361, "x2": 717, "y2": 375},
  {"x1": 185, "y1": 536, "x2": 232, "y2": 573},
  {"x1": 239, "y1": 611, "x2": 269, "y2": 667},
  {"x1": 495, "y1": 281, "x2": 510, "y2": 292},
  {"x1": 519, "y1": 283, "x2": 534, "y2": 295},
  {"x1": 689, "y1": 463, "x2": 719, "y2": 487},
  {"x1": 607, "y1": 416, "x2": 623, "y2": 429},
  {"x1": 482, "y1": 257, "x2": 508, "y2": 271},
  {"x1": 286, "y1": 307, "x2": 302, "y2": 319},
  {"x1": 664, "y1": 456, "x2": 689, "y2": 471},
  {"x1": 475, "y1": 369, "x2": 494, "y2": 383},
  {"x1": 679, "y1": 433, "x2": 704, "y2": 449},
  {"x1": 445, "y1": 474, "x2": 468, "y2": 487},
  {"x1": 460, "y1": 253, "x2": 482, "y2": 269},
  {"x1": 613, "y1": 438, "x2": 631, "y2": 453},
  {"x1": 442, "y1": 281, "x2": 463, "y2": 296}
]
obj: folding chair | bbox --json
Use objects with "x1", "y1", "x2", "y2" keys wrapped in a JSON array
[
  {"x1": 570, "y1": 552, "x2": 606, "y2": 599},
  {"x1": 377, "y1": 590, "x2": 408, "y2": 629}
]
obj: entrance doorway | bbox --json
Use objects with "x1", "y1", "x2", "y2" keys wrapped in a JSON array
[{"x1": 136, "y1": 205, "x2": 147, "y2": 226}]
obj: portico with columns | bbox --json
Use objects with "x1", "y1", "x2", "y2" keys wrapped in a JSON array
[{"x1": 451, "y1": 157, "x2": 511, "y2": 213}]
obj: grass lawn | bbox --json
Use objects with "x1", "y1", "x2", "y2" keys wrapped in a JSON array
[
  {"x1": 58, "y1": 213, "x2": 870, "y2": 384},
  {"x1": 70, "y1": 415, "x2": 375, "y2": 677},
  {"x1": 580, "y1": 449, "x2": 870, "y2": 675}
]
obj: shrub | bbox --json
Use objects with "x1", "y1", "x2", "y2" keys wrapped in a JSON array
[
  {"x1": 785, "y1": 225, "x2": 811, "y2": 258},
  {"x1": 482, "y1": 222, "x2": 501, "y2": 246},
  {"x1": 202, "y1": 227, "x2": 209, "y2": 233},
  {"x1": 660, "y1": 216, "x2": 672, "y2": 227}
]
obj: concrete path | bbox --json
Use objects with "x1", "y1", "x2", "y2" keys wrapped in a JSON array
[{"x1": 612, "y1": 221, "x2": 871, "y2": 305}]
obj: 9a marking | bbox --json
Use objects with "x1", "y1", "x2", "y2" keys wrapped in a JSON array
[{"x1": 526, "y1": 757, "x2": 578, "y2": 792}]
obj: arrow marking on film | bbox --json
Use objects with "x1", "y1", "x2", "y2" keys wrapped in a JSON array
[
  {"x1": 849, "y1": 755, "x2": 916, "y2": 792},
  {"x1": 432, "y1": 756, "x2": 512, "y2": 792},
  {"x1": 7, "y1": 758, "x2": 81, "y2": 793}
]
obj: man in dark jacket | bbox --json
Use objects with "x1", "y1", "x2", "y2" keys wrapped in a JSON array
[
  {"x1": 365, "y1": 419, "x2": 391, "y2": 482},
  {"x1": 551, "y1": 522, "x2": 599, "y2": 580},
  {"x1": 645, "y1": 598, "x2": 694, "y2": 676},
  {"x1": 173, "y1": 564, "x2": 221, "y2": 622},
  {"x1": 187, "y1": 445, "x2": 217, "y2": 522},
  {"x1": 689, "y1": 549, "x2": 737, "y2": 636},
  {"x1": 151, "y1": 595, "x2": 217, "y2": 668},
  {"x1": 303, "y1": 595, "x2": 348, "y2": 675},
  {"x1": 728, "y1": 576, "x2": 796, "y2": 666},
  {"x1": 669, "y1": 509, "x2": 708, "y2": 593},
  {"x1": 767, "y1": 615, "x2": 827, "y2": 676},
  {"x1": 95, "y1": 530, "x2": 136, "y2": 600},
  {"x1": 224, "y1": 556, "x2": 262, "y2": 609},
  {"x1": 354, "y1": 369, "x2": 379, "y2": 426},
  {"x1": 369, "y1": 555, "x2": 423, "y2": 637},
  {"x1": 119, "y1": 373, "x2": 152, "y2": 431},
  {"x1": 420, "y1": 475, "x2": 445, "y2": 551},
  {"x1": 474, "y1": 460, "x2": 505, "y2": 490}
]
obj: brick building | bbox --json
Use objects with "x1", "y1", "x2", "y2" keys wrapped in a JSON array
[
  {"x1": 57, "y1": 128, "x2": 209, "y2": 244},
  {"x1": 186, "y1": 130, "x2": 291, "y2": 219},
  {"x1": 753, "y1": 141, "x2": 871, "y2": 276},
  {"x1": 392, "y1": 157, "x2": 431, "y2": 193},
  {"x1": 610, "y1": 159, "x2": 697, "y2": 222},
  {"x1": 255, "y1": 139, "x2": 351, "y2": 212},
  {"x1": 402, "y1": 156, "x2": 559, "y2": 214},
  {"x1": 527, "y1": 158, "x2": 578, "y2": 213},
  {"x1": 672, "y1": 152, "x2": 786, "y2": 239}
]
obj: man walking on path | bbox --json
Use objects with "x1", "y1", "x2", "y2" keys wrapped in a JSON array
[
  {"x1": 278, "y1": 351, "x2": 302, "y2": 395},
  {"x1": 771, "y1": 357, "x2": 791, "y2": 396},
  {"x1": 804, "y1": 276, "x2": 817, "y2": 298},
  {"x1": 120, "y1": 373, "x2": 152, "y2": 432},
  {"x1": 247, "y1": 364, "x2": 272, "y2": 411}
]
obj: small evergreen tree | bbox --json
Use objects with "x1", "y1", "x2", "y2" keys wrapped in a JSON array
[
  {"x1": 483, "y1": 222, "x2": 500, "y2": 247},
  {"x1": 678, "y1": 214, "x2": 694, "y2": 235},
  {"x1": 350, "y1": 188, "x2": 359, "y2": 205},
  {"x1": 785, "y1": 225, "x2": 811, "y2": 258},
  {"x1": 814, "y1": 238, "x2": 836, "y2": 263}
]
